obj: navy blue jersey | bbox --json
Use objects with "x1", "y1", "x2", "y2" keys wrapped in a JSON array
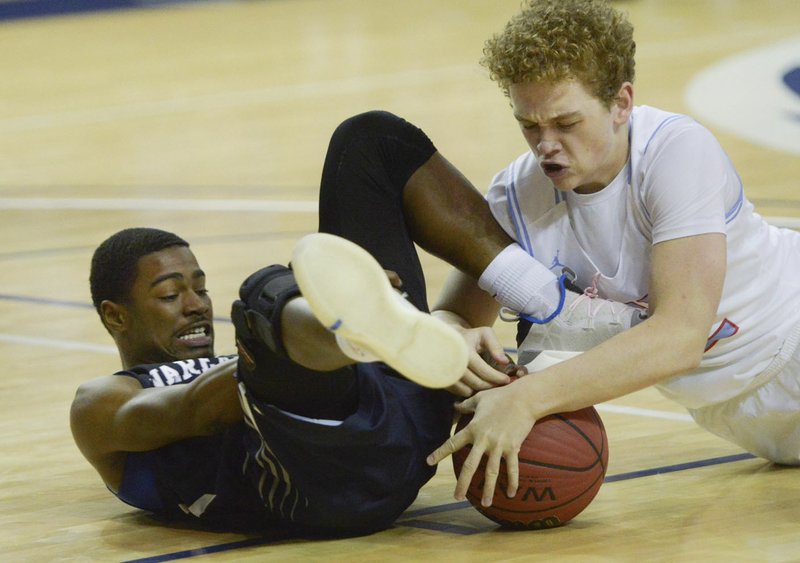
[
  {"x1": 113, "y1": 356, "x2": 452, "y2": 534},
  {"x1": 114, "y1": 356, "x2": 273, "y2": 530}
]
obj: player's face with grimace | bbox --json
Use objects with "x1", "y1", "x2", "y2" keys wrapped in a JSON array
[
  {"x1": 121, "y1": 246, "x2": 215, "y2": 364},
  {"x1": 509, "y1": 78, "x2": 632, "y2": 195}
]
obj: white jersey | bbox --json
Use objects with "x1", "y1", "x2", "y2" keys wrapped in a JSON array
[{"x1": 486, "y1": 105, "x2": 800, "y2": 409}]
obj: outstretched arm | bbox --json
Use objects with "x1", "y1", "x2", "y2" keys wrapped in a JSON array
[
  {"x1": 70, "y1": 358, "x2": 241, "y2": 490},
  {"x1": 429, "y1": 232, "x2": 726, "y2": 506}
]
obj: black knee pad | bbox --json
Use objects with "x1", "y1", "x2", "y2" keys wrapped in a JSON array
[{"x1": 230, "y1": 265, "x2": 300, "y2": 365}]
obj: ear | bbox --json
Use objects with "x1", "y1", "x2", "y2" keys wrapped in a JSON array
[
  {"x1": 613, "y1": 82, "x2": 634, "y2": 125},
  {"x1": 100, "y1": 300, "x2": 127, "y2": 333}
]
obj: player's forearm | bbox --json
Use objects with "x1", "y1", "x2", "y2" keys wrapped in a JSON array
[
  {"x1": 182, "y1": 358, "x2": 242, "y2": 435},
  {"x1": 433, "y1": 269, "x2": 501, "y2": 329},
  {"x1": 519, "y1": 315, "x2": 707, "y2": 418},
  {"x1": 113, "y1": 359, "x2": 241, "y2": 449}
]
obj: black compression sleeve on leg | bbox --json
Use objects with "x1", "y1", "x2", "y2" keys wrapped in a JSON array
[{"x1": 318, "y1": 110, "x2": 436, "y2": 312}]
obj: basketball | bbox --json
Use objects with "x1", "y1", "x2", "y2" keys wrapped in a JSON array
[{"x1": 452, "y1": 406, "x2": 608, "y2": 530}]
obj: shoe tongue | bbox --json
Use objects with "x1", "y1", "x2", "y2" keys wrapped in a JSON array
[{"x1": 563, "y1": 277, "x2": 584, "y2": 294}]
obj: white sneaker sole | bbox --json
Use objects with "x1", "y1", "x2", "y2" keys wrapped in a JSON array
[{"x1": 291, "y1": 233, "x2": 467, "y2": 389}]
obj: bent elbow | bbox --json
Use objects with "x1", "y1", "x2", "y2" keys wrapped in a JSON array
[
  {"x1": 672, "y1": 331, "x2": 708, "y2": 373},
  {"x1": 681, "y1": 347, "x2": 705, "y2": 372}
]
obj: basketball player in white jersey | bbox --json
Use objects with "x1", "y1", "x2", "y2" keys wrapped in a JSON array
[{"x1": 427, "y1": 0, "x2": 800, "y2": 508}]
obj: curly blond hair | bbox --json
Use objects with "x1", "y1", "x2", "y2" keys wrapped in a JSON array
[{"x1": 481, "y1": 0, "x2": 635, "y2": 107}]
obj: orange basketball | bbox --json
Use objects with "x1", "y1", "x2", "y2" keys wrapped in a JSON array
[{"x1": 452, "y1": 406, "x2": 608, "y2": 529}]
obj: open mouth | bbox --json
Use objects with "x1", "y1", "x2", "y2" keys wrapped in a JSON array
[
  {"x1": 177, "y1": 324, "x2": 212, "y2": 346},
  {"x1": 541, "y1": 162, "x2": 567, "y2": 176}
]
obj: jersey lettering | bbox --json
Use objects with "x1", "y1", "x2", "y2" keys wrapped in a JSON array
[{"x1": 142, "y1": 356, "x2": 236, "y2": 387}]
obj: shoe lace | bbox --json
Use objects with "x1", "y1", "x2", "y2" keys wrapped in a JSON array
[
  {"x1": 583, "y1": 272, "x2": 601, "y2": 299},
  {"x1": 566, "y1": 272, "x2": 600, "y2": 320},
  {"x1": 568, "y1": 272, "x2": 630, "y2": 324}
]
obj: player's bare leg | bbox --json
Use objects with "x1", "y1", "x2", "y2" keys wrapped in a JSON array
[
  {"x1": 292, "y1": 233, "x2": 468, "y2": 389},
  {"x1": 402, "y1": 152, "x2": 514, "y2": 279},
  {"x1": 279, "y1": 297, "x2": 354, "y2": 371}
]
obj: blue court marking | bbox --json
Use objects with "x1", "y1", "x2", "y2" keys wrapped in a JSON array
[
  {"x1": 0, "y1": 293, "x2": 233, "y2": 324},
  {"x1": 0, "y1": 0, "x2": 221, "y2": 21},
  {"x1": 121, "y1": 534, "x2": 291, "y2": 563},
  {"x1": 400, "y1": 500, "x2": 470, "y2": 518},
  {"x1": 118, "y1": 451, "x2": 759, "y2": 561},
  {"x1": 0, "y1": 293, "x2": 95, "y2": 310},
  {"x1": 393, "y1": 519, "x2": 483, "y2": 535},
  {"x1": 0, "y1": 227, "x2": 308, "y2": 321},
  {"x1": 394, "y1": 452, "x2": 758, "y2": 534},
  {"x1": 603, "y1": 452, "x2": 755, "y2": 483},
  {"x1": 784, "y1": 67, "x2": 800, "y2": 100}
]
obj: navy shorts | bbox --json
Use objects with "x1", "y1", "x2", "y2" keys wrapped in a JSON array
[{"x1": 237, "y1": 362, "x2": 453, "y2": 534}]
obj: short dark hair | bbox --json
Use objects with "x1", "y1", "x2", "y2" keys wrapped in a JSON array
[{"x1": 90, "y1": 228, "x2": 189, "y2": 314}]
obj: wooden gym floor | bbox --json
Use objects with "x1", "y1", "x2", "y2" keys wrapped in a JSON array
[{"x1": 1, "y1": 0, "x2": 799, "y2": 560}]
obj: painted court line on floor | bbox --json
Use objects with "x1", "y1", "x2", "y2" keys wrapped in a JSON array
[
  {"x1": 596, "y1": 403, "x2": 693, "y2": 422},
  {"x1": 119, "y1": 453, "x2": 758, "y2": 562},
  {"x1": 1, "y1": 197, "x2": 797, "y2": 229},
  {"x1": 0, "y1": 332, "x2": 118, "y2": 354},
  {"x1": 0, "y1": 197, "x2": 318, "y2": 213}
]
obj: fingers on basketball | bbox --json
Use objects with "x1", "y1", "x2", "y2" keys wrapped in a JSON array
[{"x1": 452, "y1": 407, "x2": 609, "y2": 530}]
